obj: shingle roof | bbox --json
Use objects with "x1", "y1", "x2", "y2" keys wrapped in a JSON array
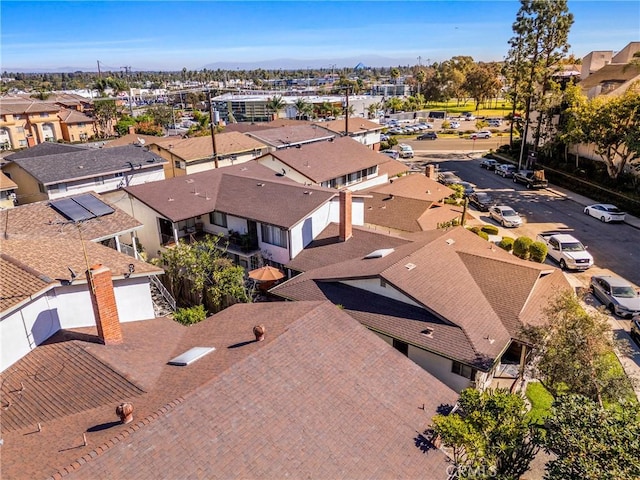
[
  {"x1": 368, "y1": 172, "x2": 453, "y2": 202},
  {"x1": 0, "y1": 238, "x2": 162, "y2": 288},
  {"x1": 0, "y1": 171, "x2": 18, "y2": 190},
  {"x1": 6, "y1": 145, "x2": 166, "y2": 184},
  {"x1": 377, "y1": 156, "x2": 409, "y2": 178},
  {"x1": 246, "y1": 124, "x2": 335, "y2": 147},
  {"x1": 3, "y1": 142, "x2": 87, "y2": 160},
  {"x1": 0, "y1": 192, "x2": 142, "y2": 242},
  {"x1": 320, "y1": 118, "x2": 385, "y2": 135},
  {"x1": 125, "y1": 163, "x2": 337, "y2": 226},
  {"x1": 151, "y1": 131, "x2": 267, "y2": 160},
  {"x1": 57, "y1": 108, "x2": 94, "y2": 124},
  {"x1": 8, "y1": 301, "x2": 457, "y2": 480},
  {"x1": 272, "y1": 227, "x2": 572, "y2": 366},
  {"x1": 286, "y1": 223, "x2": 411, "y2": 273},
  {"x1": 269, "y1": 136, "x2": 386, "y2": 183},
  {"x1": 0, "y1": 255, "x2": 51, "y2": 311},
  {"x1": 0, "y1": 99, "x2": 60, "y2": 115},
  {"x1": 102, "y1": 133, "x2": 168, "y2": 148},
  {"x1": 364, "y1": 193, "x2": 435, "y2": 232}
]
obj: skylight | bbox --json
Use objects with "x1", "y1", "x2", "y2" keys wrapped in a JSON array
[
  {"x1": 168, "y1": 347, "x2": 215, "y2": 366},
  {"x1": 364, "y1": 248, "x2": 395, "y2": 259}
]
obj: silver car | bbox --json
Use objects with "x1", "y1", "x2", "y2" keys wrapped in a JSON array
[
  {"x1": 590, "y1": 275, "x2": 640, "y2": 319},
  {"x1": 489, "y1": 205, "x2": 523, "y2": 228}
]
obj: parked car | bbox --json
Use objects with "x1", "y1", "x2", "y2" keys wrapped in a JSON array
[
  {"x1": 590, "y1": 275, "x2": 640, "y2": 319},
  {"x1": 480, "y1": 158, "x2": 499, "y2": 170},
  {"x1": 488, "y1": 119, "x2": 503, "y2": 127},
  {"x1": 451, "y1": 181, "x2": 475, "y2": 196},
  {"x1": 438, "y1": 171, "x2": 462, "y2": 185},
  {"x1": 380, "y1": 134, "x2": 390, "y2": 141},
  {"x1": 449, "y1": 121, "x2": 461, "y2": 129},
  {"x1": 536, "y1": 232, "x2": 593, "y2": 271},
  {"x1": 418, "y1": 123, "x2": 433, "y2": 129},
  {"x1": 470, "y1": 130, "x2": 492, "y2": 139},
  {"x1": 583, "y1": 204, "x2": 626, "y2": 223},
  {"x1": 398, "y1": 144, "x2": 414, "y2": 159},
  {"x1": 489, "y1": 205, "x2": 523, "y2": 228},
  {"x1": 380, "y1": 150, "x2": 399, "y2": 160},
  {"x1": 495, "y1": 164, "x2": 517, "y2": 178},
  {"x1": 417, "y1": 131, "x2": 438, "y2": 140},
  {"x1": 464, "y1": 113, "x2": 476, "y2": 121},
  {"x1": 468, "y1": 192, "x2": 495, "y2": 211},
  {"x1": 632, "y1": 318, "x2": 640, "y2": 344}
]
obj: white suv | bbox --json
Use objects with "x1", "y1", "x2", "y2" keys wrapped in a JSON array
[
  {"x1": 471, "y1": 131, "x2": 492, "y2": 139},
  {"x1": 398, "y1": 144, "x2": 414, "y2": 159}
]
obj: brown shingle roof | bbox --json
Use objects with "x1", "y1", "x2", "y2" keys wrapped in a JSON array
[
  {"x1": 0, "y1": 255, "x2": 51, "y2": 311},
  {"x1": 246, "y1": 124, "x2": 335, "y2": 147},
  {"x1": 102, "y1": 133, "x2": 168, "y2": 148},
  {"x1": 286, "y1": 223, "x2": 411, "y2": 273},
  {"x1": 369, "y1": 173, "x2": 453, "y2": 202},
  {"x1": 0, "y1": 171, "x2": 18, "y2": 190},
  {"x1": 272, "y1": 227, "x2": 571, "y2": 366},
  {"x1": 364, "y1": 193, "x2": 435, "y2": 232},
  {"x1": 320, "y1": 118, "x2": 385, "y2": 135},
  {"x1": 377, "y1": 156, "x2": 409, "y2": 178},
  {"x1": 125, "y1": 162, "x2": 336, "y2": 225},
  {"x1": 2, "y1": 301, "x2": 457, "y2": 479},
  {"x1": 57, "y1": 108, "x2": 94, "y2": 124},
  {"x1": 269, "y1": 136, "x2": 386, "y2": 183},
  {"x1": 0, "y1": 192, "x2": 142, "y2": 242},
  {"x1": 151, "y1": 131, "x2": 267, "y2": 160}
]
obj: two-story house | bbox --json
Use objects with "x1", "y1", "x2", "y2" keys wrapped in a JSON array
[
  {"x1": 0, "y1": 98, "x2": 63, "y2": 149},
  {"x1": 318, "y1": 118, "x2": 385, "y2": 150},
  {"x1": 2, "y1": 143, "x2": 166, "y2": 205},
  {"x1": 122, "y1": 162, "x2": 364, "y2": 268},
  {"x1": 146, "y1": 132, "x2": 269, "y2": 178},
  {"x1": 256, "y1": 136, "x2": 406, "y2": 191},
  {"x1": 271, "y1": 226, "x2": 572, "y2": 393}
]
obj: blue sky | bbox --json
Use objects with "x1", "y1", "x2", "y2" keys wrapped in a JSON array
[{"x1": 2, "y1": 1, "x2": 638, "y2": 72}]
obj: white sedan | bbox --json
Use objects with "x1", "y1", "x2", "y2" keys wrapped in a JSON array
[
  {"x1": 583, "y1": 204, "x2": 626, "y2": 223},
  {"x1": 489, "y1": 205, "x2": 523, "y2": 228}
]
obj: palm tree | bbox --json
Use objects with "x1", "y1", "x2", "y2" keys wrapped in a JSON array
[
  {"x1": 294, "y1": 98, "x2": 311, "y2": 120},
  {"x1": 390, "y1": 67, "x2": 401, "y2": 85},
  {"x1": 266, "y1": 95, "x2": 286, "y2": 120}
]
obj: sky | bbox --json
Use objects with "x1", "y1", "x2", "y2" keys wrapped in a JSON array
[{"x1": 2, "y1": 0, "x2": 639, "y2": 72}]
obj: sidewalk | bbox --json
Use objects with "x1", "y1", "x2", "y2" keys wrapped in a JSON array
[{"x1": 545, "y1": 185, "x2": 640, "y2": 230}]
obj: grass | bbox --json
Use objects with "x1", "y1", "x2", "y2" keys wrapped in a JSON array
[
  {"x1": 525, "y1": 381, "x2": 554, "y2": 425},
  {"x1": 423, "y1": 99, "x2": 516, "y2": 118}
]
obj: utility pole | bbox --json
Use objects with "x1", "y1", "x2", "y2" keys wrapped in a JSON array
[
  {"x1": 417, "y1": 56, "x2": 422, "y2": 66},
  {"x1": 207, "y1": 90, "x2": 219, "y2": 168},
  {"x1": 344, "y1": 86, "x2": 350, "y2": 136},
  {"x1": 121, "y1": 66, "x2": 133, "y2": 114},
  {"x1": 97, "y1": 60, "x2": 102, "y2": 77}
]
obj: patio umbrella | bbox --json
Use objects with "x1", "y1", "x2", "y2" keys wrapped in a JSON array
[{"x1": 248, "y1": 265, "x2": 285, "y2": 282}]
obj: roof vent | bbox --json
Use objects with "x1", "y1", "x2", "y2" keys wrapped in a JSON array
[
  {"x1": 421, "y1": 328, "x2": 434, "y2": 338},
  {"x1": 186, "y1": 179, "x2": 194, "y2": 183},
  {"x1": 364, "y1": 248, "x2": 395, "y2": 259},
  {"x1": 446, "y1": 238, "x2": 455, "y2": 245},
  {"x1": 168, "y1": 346, "x2": 215, "y2": 366},
  {"x1": 168, "y1": 197, "x2": 174, "y2": 202},
  {"x1": 257, "y1": 182, "x2": 265, "y2": 187},
  {"x1": 405, "y1": 262, "x2": 416, "y2": 271}
]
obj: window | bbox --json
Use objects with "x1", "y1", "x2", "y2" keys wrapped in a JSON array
[
  {"x1": 114, "y1": 172, "x2": 124, "y2": 178},
  {"x1": 95, "y1": 176, "x2": 104, "y2": 185},
  {"x1": 16, "y1": 126, "x2": 25, "y2": 134},
  {"x1": 40, "y1": 113, "x2": 49, "y2": 118},
  {"x1": 19, "y1": 139, "x2": 27, "y2": 147},
  {"x1": 380, "y1": 279, "x2": 387, "y2": 288},
  {"x1": 261, "y1": 224, "x2": 287, "y2": 248},
  {"x1": 209, "y1": 211, "x2": 227, "y2": 227},
  {"x1": 174, "y1": 160, "x2": 182, "y2": 169},
  {"x1": 51, "y1": 183, "x2": 67, "y2": 193},
  {"x1": 452, "y1": 361, "x2": 476, "y2": 380}
]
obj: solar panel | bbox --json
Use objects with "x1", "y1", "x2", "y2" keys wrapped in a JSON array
[
  {"x1": 73, "y1": 194, "x2": 115, "y2": 217},
  {"x1": 50, "y1": 197, "x2": 95, "y2": 222}
]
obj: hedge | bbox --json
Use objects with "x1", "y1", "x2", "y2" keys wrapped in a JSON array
[
  {"x1": 481, "y1": 225, "x2": 499, "y2": 235},
  {"x1": 513, "y1": 236, "x2": 533, "y2": 260},
  {"x1": 529, "y1": 241, "x2": 548, "y2": 263},
  {"x1": 498, "y1": 237, "x2": 515, "y2": 252}
]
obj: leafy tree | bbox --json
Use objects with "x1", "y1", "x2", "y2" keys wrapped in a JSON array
[
  {"x1": 146, "y1": 104, "x2": 173, "y2": 128},
  {"x1": 431, "y1": 388, "x2": 540, "y2": 479},
  {"x1": 464, "y1": 62, "x2": 503, "y2": 110},
  {"x1": 523, "y1": 290, "x2": 632, "y2": 406},
  {"x1": 155, "y1": 234, "x2": 252, "y2": 312},
  {"x1": 389, "y1": 67, "x2": 400, "y2": 84},
  {"x1": 93, "y1": 98, "x2": 117, "y2": 138},
  {"x1": 506, "y1": 0, "x2": 574, "y2": 155},
  {"x1": 542, "y1": 394, "x2": 640, "y2": 480},
  {"x1": 294, "y1": 98, "x2": 312, "y2": 120}
]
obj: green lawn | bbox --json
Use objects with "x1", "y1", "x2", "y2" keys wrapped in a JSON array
[
  {"x1": 525, "y1": 381, "x2": 554, "y2": 425},
  {"x1": 423, "y1": 99, "x2": 516, "y2": 118}
]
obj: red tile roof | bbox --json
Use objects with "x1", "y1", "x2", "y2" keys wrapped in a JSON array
[{"x1": 1, "y1": 301, "x2": 457, "y2": 479}]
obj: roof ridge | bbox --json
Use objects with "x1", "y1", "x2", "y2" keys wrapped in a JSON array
[{"x1": 45, "y1": 396, "x2": 187, "y2": 480}]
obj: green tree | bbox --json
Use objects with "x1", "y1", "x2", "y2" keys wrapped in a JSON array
[
  {"x1": 146, "y1": 104, "x2": 173, "y2": 128},
  {"x1": 464, "y1": 62, "x2": 503, "y2": 110},
  {"x1": 542, "y1": 394, "x2": 640, "y2": 480},
  {"x1": 294, "y1": 97, "x2": 312, "y2": 120},
  {"x1": 431, "y1": 388, "x2": 540, "y2": 479},
  {"x1": 389, "y1": 67, "x2": 401, "y2": 85},
  {"x1": 266, "y1": 95, "x2": 286, "y2": 120},
  {"x1": 506, "y1": 0, "x2": 574, "y2": 157},
  {"x1": 155, "y1": 234, "x2": 252, "y2": 312},
  {"x1": 523, "y1": 290, "x2": 632, "y2": 406},
  {"x1": 93, "y1": 98, "x2": 117, "y2": 138}
]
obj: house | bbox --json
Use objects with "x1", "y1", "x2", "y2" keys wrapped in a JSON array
[
  {"x1": 146, "y1": 132, "x2": 269, "y2": 178},
  {"x1": 271, "y1": 226, "x2": 572, "y2": 392},
  {"x1": 361, "y1": 169, "x2": 464, "y2": 233},
  {"x1": 0, "y1": 238, "x2": 163, "y2": 372},
  {"x1": 256, "y1": 136, "x2": 406, "y2": 191},
  {"x1": 245, "y1": 123, "x2": 336, "y2": 149},
  {"x1": 0, "y1": 97, "x2": 63, "y2": 148},
  {"x1": 56, "y1": 107, "x2": 96, "y2": 143},
  {"x1": 122, "y1": 162, "x2": 364, "y2": 267},
  {"x1": 0, "y1": 301, "x2": 458, "y2": 479},
  {"x1": 1, "y1": 143, "x2": 166, "y2": 205},
  {"x1": 318, "y1": 118, "x2": 385, "y2": 150},
  {"x1": 0, "y1": 171, "x2": 18, "y2": 209},
  {"x1": 0, "y1": 191, "x2": 143, "y2": 258}
]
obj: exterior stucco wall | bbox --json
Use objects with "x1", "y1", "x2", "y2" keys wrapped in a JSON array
[{"x1": 2, "y1": 163, "x2": 48, "y2": 205}]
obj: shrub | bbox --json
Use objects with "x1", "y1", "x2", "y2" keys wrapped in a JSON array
[
  {"x1": 481, "y1": 225, "x2": 499, "y2": 235},
  {"x1": 469, "y1": 226, "x2": 481, "y2": 234},
  {"x1": 477, "y1": 231, "x2": 489, "y2": 240},
  {"x1": 529, "y1": 241, "x2": 548, "y2": 263},
  {"x1": 174, "y1": 304, "x2": 207, "y2": 326},
  {"x1": 513, "y1": 236, "x2": 533, "y2": 260},
  {"x1": 498, "y1": 237, "x2": 515, "y2": 251}
]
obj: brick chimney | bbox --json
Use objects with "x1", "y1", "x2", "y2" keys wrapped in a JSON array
[
  {"x1": 425, "y1": 164, "x2": 437, "y2": 180},
  {"x1": 339, "y1": 190, "x2": 353, "y2": 242},
  {"x1": 87, "y1": 264, "x2": 123, "y2": 345}
]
